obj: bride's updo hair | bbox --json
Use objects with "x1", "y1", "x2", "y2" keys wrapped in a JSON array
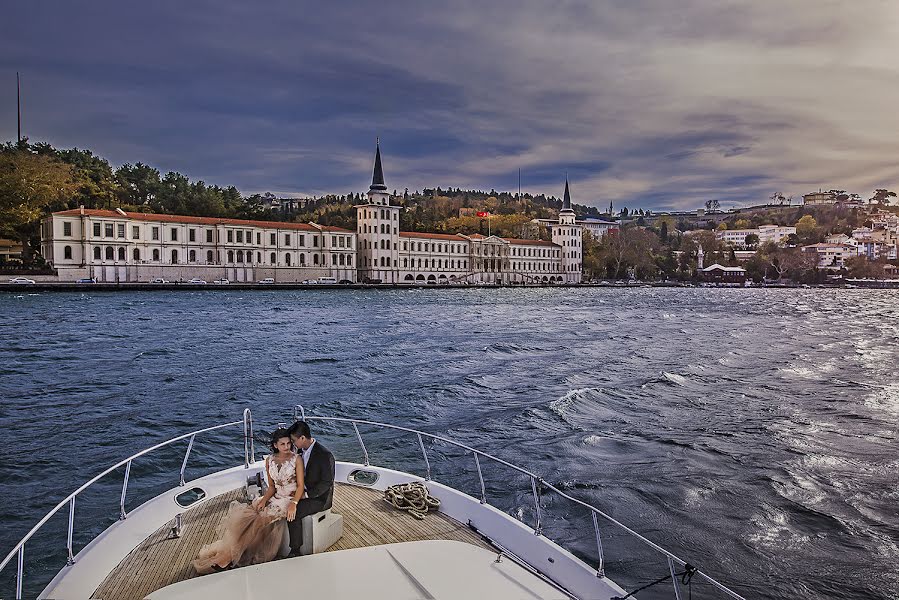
[{"x1": 269, "y1": 427, "x2": 292, "y2": 455}]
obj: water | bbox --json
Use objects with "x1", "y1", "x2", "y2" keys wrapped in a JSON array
[{"x1": 0, "y1": 288, "x2": 897, "y2": 599}]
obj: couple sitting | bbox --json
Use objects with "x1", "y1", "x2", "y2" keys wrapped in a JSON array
[{"x1": 193, "y1": 421, "x2": 335, "y2": 574}]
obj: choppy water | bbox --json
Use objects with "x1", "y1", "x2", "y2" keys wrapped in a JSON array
[{"x1": 0, "y1": 288, "x2": 897, "y2": 599}]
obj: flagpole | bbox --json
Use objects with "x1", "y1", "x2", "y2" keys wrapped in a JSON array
[{"x1": 17, "y1": 71, "x2": 22, "y2": 143}]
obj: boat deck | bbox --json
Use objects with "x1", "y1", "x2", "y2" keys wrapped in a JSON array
[{"x1": 91, "y1": 483, "x2": 492, "y2": 600}]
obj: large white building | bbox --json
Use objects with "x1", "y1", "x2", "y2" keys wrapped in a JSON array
[
  {"x1": 41, "y1": 210, "x2": 357, "y2": 283},
  {"x1": 717, "y1": 224, "x2": 796, "y2": 248},
  {"x1": 802, "y1": 243, "x2": 858, "y2": 269},
  {"x1": 41, "y1": 143, "x2": 584, "y2": 284},
  {"x1": 353, "y1": 142, "x2": 580, "y2": 284}
]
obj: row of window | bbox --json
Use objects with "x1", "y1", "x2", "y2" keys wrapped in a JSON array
[
  {"x1": 363, "y1": 256, "x2": 471, "y2": 270},
  {"x1": 360, "y1": 224, "x2": 398, "y2": 235},
  {"x1": 511, "y1": 247, "x2": 557, "y2": 257},
  {"x1": 71, "y1": 221, "x2": 351, "y2": 249},
  {"x1": 361, "y1": 208, "x2": 398, "y2": 221},
  {"x1": 77, "y1": 246, "x2": 354, "y2": 267}
]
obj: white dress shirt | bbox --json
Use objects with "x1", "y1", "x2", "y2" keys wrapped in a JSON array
[{"x1": 300, "y1": 439, "x2": 315, "y2": 498}]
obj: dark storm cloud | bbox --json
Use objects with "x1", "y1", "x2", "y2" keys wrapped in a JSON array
[{"x1": 2, "y1": 0, "x2": 898, "y2": 209}]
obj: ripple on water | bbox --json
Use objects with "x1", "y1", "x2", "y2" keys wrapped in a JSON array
[{"x1": 1, "y1": 288, "x2": 897, "y2": 600}]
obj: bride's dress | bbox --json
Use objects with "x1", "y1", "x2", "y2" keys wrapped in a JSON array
[{"x1": 193, "y1": 453, "x2": 299, "y2": 574}]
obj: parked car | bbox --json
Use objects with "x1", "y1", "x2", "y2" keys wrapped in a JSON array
[
  {"x1": 318, "y1": 276, "x2": 337, "y2": 284},
  {"x1": 76, "y1": 278, "x2": 97, "y2": 284},
  {"x1": 8, "y1": 277, "x2": 36, "y2": 284},
  {"x1": 212, "y1": 278, "x2": 230, "y2": 285},
  {"x1": 338, "y1": 279, "x2": 353, "y2": 285},
  {"x1": 149, "y1": 278, "x2": 169, "y2": 284},
  {"x1": 187, "y1": 278, "x2": 207, "y2": 285},
  {"x1": 257, "y1": 278, "x2": 275, "y2": 285}
]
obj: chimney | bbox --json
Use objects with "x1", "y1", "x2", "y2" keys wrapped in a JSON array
[{"x1": 79, "y1": 205, "x2": 85, "y2": 215}]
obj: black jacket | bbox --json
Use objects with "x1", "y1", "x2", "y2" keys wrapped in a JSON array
[{"x1": 304, "y1": 441, "x2": 335, "y2": 509}]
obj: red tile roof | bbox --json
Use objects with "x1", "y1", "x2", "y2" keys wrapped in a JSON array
[
  {"x1": 399, "y1": 231, "x2": 467, "y2": 241},
  {"x1": 502, "y1": 237, "x2": 558, "y2": 246},
  {"x1": 51, "y1": 209, "x2": 353, "y2": 233}
]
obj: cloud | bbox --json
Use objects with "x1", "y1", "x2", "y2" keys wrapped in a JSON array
[{"x1": 2, "y1": 0, "x2": 899, "y2": 210}]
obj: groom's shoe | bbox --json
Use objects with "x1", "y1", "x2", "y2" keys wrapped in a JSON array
[{"x1": 286, "y1": 550, "x2": 303, "y2": 558}]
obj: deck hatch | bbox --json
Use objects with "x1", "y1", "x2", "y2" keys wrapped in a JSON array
[
  {"x1": 175, "y1": 487, "x2": 206, "y2": 508},
  {"x1": 347, "y1": 469, "x2": 379, "y2": 486}
]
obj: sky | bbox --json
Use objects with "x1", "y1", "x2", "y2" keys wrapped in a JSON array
[{"x1": 2, "y1": 1, "x2": 899, "y2": 211}]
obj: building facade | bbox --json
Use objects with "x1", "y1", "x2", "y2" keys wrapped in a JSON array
[
  {"x1": 41, "y1": 209, "x2": 357, "y2": 283},
  {"x1": 353, "y1": 142, "x2": 579, "y2": 285},
  {"x1": 802, "y1": 243, "x2": 858, "y2": 269},
  {"x1": 717, "y1": 225, "x2": 796, "y2": 248},
  {"x1": 42, "y1": 143, "x2": 585, "y2": 284}
]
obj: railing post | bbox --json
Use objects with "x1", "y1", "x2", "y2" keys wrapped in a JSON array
[
  {"x1": 417, "y1": 433, "x2": 431, "y2": 480},
  {"x1": 15, "y1": 545, "x2": 23, "y2": 600},
  {"x1": 668, "y1": 556, "x2": 683, "y2": 600},
  {"x1": 530, "y1": 476, "x2": 543, "y2": 535},
  {"x1": 592, "y1": 510, "x2": 604, "y2": 577},
  {"x1": 351, "y1": 422, "x2": 370, "y2": 466},
  {"x1": 294, "y1": 404, "x2": 306, "y2": 421},
  {"x1": 179, "y1": 434, "x2": 195, "y2": 486},
  {"x1": 66, "y1": 497, "x2": 76, "y2": 565},
  {"x1": 473, "y1": 452, "x2": 487, "y2": 504},
  {"x1": 119, "y1": 460, "x2": 132, "y2": 520},
  {"x1": 243, "y1": 408, "x2": 255, "y2": 468}
]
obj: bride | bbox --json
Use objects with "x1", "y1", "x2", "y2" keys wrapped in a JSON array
[{"x1": 193, "y1": 427, "x2": 304, "y2": 574}]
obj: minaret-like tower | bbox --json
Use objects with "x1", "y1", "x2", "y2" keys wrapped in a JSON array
[
  {"x1": 551, "y1": 178, "x2": 583, "y2": 283},
  {"x1": 697, "y1": 245, "x2": 705, "y2": 270},
  {"x1": 355, "y1": 140, "x2": 401, "y2": 283}
]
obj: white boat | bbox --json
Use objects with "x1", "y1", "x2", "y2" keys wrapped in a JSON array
[{"x1": 0, "y1": 408, "x2": 746, "y2": 599}]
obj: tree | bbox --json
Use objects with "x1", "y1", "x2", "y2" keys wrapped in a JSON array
[
  {"x1": 744, "y1": 233, "x2": 760, "y2": 249},
  {"x1": 0, "y1": 147, "x2": 78, "y2": 264},
  {"x1": 582, "y1": 231, "x2": 603, "y2": 279},
  {"x1": 845, "y1": 256, "x2": 885, "y2": 279},
  {"x1": 659, "y1": 220, "x2": 669, "y2": 243},
  {"x1": 870, "y1": 189, "x2": 897, "y2": 205},
  {"x1": 116, "y1": 162, "x2": 161, "y2": 206},
  {"x1": 795, "y1": 215, "x2": 818, "y2": 242},
  {"x1": 705, "y1": 199, "x2": 721, "y2": 212}
]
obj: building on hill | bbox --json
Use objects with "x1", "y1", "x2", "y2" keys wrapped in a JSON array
[
  {"x1": 717, "y1": 224, "x2": 796, "y2": 248},
  {"x1": 532, "y1": 216, "x2": 616, "y2": 241},
  {"x1": 802, "y1": 243, "x2": 858, "y2": 269},
  {"x1": 803, "y1": 191, "x2": 863, "y2": 207}
]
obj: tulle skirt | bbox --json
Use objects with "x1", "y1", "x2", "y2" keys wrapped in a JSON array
[{"x1": 192, "y1": 500, "x2": 286, "y2": 575}]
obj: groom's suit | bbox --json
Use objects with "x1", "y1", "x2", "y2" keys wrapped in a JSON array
[{"x1": 288, "y1": 440, "x2": 335, "y2": 554}]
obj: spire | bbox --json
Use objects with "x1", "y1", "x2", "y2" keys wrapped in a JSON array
[
  {"x1": 561, "y1": 176, "x2": 573, "y2": 212},
  {"x1": 370, "y1": 137, "x2": 386, "y2": 192}
]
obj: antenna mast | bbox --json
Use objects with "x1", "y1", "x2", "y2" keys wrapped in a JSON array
[{"x1": 17, "y1": 72, "x2": 22, "y2": 143}]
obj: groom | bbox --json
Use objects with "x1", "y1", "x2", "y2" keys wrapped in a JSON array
[{"x1": 286, "y1": 420, "x2": 335, "y2": 557}]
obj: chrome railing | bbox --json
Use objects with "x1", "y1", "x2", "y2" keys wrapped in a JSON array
[
  {"x1": 295, "y1": 407, "x2": 745, "y2": 600},
  {"x1": 0, "y1": 409, "x2": 255, "y2": 600}
]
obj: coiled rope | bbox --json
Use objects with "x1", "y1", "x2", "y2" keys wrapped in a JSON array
[{"x1": 384, "y1": 482, "x2": 441, "y2": 520}]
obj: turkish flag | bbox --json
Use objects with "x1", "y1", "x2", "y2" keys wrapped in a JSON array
[{"x1": 477, "y1": 211, "x2": 490, "y2": 217}]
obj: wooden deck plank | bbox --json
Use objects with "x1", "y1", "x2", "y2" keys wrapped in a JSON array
[{"x1": 92, "y1": 483, "x2": 491, "y2": 600}]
